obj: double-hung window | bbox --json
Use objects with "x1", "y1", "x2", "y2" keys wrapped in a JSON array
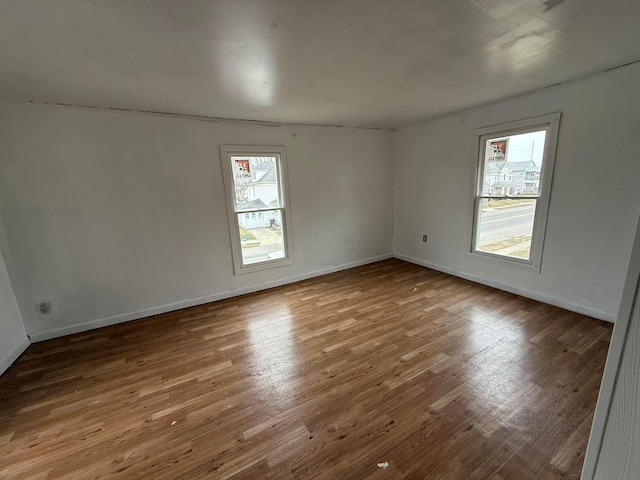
[
  {"x1": 471, "y1": 113, "x2": 561, "y2": 270},
  {"x1": 220, "y1": 145, "x2": 293, "y2": 274}
]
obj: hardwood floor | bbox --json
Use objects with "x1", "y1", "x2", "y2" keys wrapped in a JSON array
[{"x1": 0, "y1": 259, "x2": 612, "y2": 479}]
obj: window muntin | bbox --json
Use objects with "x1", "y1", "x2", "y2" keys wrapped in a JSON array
[
  {"x1": 220, "y1": 146, "x2": 292, "y2": 274},
  {"x1": 471, "y1": 113, "x2": 560, "y2": 269}
]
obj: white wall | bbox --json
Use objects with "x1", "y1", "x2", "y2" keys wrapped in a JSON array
[
  {"x1": 593, "y1": 277, "x2": 640, "y2": 479},
  {"x1": 0, "y1": 104, "x2": 393, "y2": 340},
  {"x1": 0, "y1": 238, "x2": 28, "y2": 375},
  {"x1": 3, "y1": 63, "x2": 638, "y2": 341},
  {"x1": 393, "y1": 63, "x2": 640, "y2": 321},
  {"x1": 581, "y1": 207, "x2": 640, "y2": 479}
]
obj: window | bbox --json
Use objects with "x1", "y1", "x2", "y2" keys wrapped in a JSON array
[
  {"x1": 220, "y1": 145, "x2": 293, "y2": 274},
  {"x1": 471, "y1": 113, "x2": 560, "y2": 270}
]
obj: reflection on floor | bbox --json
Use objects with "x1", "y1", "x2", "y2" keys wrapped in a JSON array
[{"x1": 0, "y1": 259, "x2": 612, "y2": 479}]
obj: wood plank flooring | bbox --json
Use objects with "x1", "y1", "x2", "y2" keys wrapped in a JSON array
[{"x1": 0, "y1": 259, "x2": 612, "y2": 479}]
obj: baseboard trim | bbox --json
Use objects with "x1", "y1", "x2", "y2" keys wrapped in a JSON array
[
  {"x1": 0, "y1": 336, "x2": 30, "y2": 376},
  {"x1": 28, "y1": 253, "x2": 394, "y2": 342},
  {"x1": 394, "y1": 254, "x2": 616, "y2": 323}
]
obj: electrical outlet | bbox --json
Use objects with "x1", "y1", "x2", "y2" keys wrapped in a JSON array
[
  {"x1": 37, "y1": 302, "x2": 52, "y2": 315},
  {"x1": 422, "y1": 234, "x2": 428, "y2": 243}
]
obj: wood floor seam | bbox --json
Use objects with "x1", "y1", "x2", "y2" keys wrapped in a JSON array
[{"x1": 0, "y1": 259, "x2": 611, "y2": 479}]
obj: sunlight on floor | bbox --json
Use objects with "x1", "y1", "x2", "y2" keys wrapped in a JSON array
[{"x1": 247, "y1": 307, "x2": 298, "y2": 405}]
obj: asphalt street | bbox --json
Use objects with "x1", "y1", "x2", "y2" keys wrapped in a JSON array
[
  {"x1": 478, "y1": 203, "x2": 536, "y2": 245},
  {"x1": 241, "y1": 203, "x2": 537, "y2": 263},
  {"x1": 241, "y1": 243, "x2": 284, "y2": 264}
]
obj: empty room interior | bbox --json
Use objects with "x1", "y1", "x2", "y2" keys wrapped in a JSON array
[{"x1": 2, "y1": 1, "x2": 640, "y2": 479}]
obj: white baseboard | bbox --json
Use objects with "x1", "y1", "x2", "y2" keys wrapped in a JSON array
[
  {"x1": 29, "y1": 253, "x2": 394, "y2": 342},
  {"x1": 394, "y1": 254, "x2": 616, "y2": 323},
  {"x1": 28, "y1": 250, "x2": 612, "y2": 343},
  {"x1": 0, "y1": 336, "x2": 30, "y2": 376}
]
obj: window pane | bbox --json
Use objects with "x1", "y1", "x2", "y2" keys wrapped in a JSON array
[
  {"x1": 237, "y1": 209, "x2": 285, "y2": 265},
  {"x1": 482, "y1": 130, "x2": 546, "y2": 196},
  {"x1": 230, "y1": 156, "x2": 281, "y2": 211},
  {"x1": 476, "y1": 199, "x2": 537, "y2": 260}
]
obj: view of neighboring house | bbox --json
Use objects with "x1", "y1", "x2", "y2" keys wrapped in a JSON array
[
  {"x1": 484, "y1": 160, "x2": 541, "y2": 196},
  {"x1": 237, "y1": 199, "x2": 270, "y2": 229},
  {"x1": 483, "y1": 138, "x2": 542, "y2": 196},
  {"x1": 234, "y1": 160, "x2": 280, "y2": 230},
  {"x1": 247, "y1": 164, "x2": 279, "y2": 207}
]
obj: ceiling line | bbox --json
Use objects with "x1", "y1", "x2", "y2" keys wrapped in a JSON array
[
  {"x1": 21, "y1": 56, "x2": 640, "y2": 131},
  {"x1": 23, "y1": 100, "x2": 395, "y2": 132}
]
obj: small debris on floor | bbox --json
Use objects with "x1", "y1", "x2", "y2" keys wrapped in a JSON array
[
  {"x1": 412, "y1": 288, "x2": 417, "y2": 291},
  {"x1": 377, "y1": 461, "x2": 389, "y2": 469},
  {"x1": 171, "y1": 421, "x2": 177, "y2": 426}
]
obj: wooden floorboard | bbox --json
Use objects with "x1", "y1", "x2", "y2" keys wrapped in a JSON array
[{"x1": 0, "y1": 259, "x2": 612, "y2": 479}]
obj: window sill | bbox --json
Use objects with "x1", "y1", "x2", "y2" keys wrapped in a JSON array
[
  {"x1": 234, "y1": 258, "x2": 294, "y2": 275},
  {"x1": 464, "y1": 251, "x2": 541, "y2": 273}
]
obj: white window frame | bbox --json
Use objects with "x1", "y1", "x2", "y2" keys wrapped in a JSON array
[
  {"x1": 220, "y1": 145, "x2": 294, "y2": 274},
  {"x1": 470, "y1": 113, "x2": 561, "y2": 272}
]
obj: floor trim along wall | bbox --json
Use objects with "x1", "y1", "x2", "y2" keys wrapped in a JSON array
[
  {"x1": 28, "y1": 253, "x2": 394, "y2": 342},
  {"x1": 0, "y1": 337, "x2": 30, "y2": 376},
  {"x1": 394, "y1": 254, "x2": 616, "y2": 323},
  {"x1": 28, "y1": 251, "x2": 614, "y2": 343}
]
